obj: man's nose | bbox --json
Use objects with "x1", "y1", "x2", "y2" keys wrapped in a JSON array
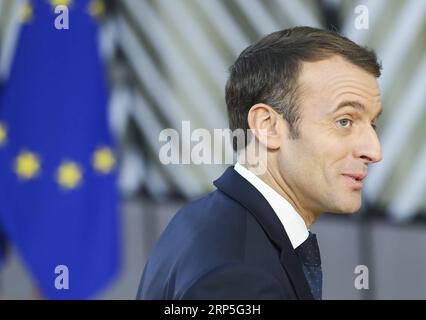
[{"x1": 355, "y1": 126, "x2": 383, "y2": 164}]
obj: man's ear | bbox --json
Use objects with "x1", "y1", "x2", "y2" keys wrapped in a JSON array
[{"x1": 247, "y1": 103, "x2": 286, "y2": 150}]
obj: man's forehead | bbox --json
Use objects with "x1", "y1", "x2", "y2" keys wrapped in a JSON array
[
  {"x1": 299, "y1": 56, "x2": 379, "y2": 88},
  {"x1": 298, "y1": 56, "x2": 381, "y2": 106}
]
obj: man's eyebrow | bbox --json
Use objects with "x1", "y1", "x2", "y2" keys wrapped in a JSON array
[
  {"x1": 332, "y1": 100, "x2": 366, "y2": 113},
  {"x1": 332, "y1": 100, "x2": 382, "y2": 120}
]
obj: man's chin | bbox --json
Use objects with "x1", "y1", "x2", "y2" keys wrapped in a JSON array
[
  {"x1": 328, "y1": 197, "x2": 362, "y2": 214},
  {"x1": 341, "y1": 202, "x2": 361, "y2": 214},
  {"x1": 328, "y1": 207, "x2": 360, "y2": 215}
]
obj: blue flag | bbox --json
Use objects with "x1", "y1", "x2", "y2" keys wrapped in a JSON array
[
  {"x1": 0, "y1": 85, "x2": 6, "y2": 268},
  {"x1": 0, "y1": 0, "x2": 120, "y2": 299}
]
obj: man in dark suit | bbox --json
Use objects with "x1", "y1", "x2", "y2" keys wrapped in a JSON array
[{"x1": 137, "y1": 26, "x2": 383, "y2": 300}]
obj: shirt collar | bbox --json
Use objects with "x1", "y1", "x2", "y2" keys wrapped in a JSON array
[{"x1": 234, "y1": 162, "x2": 309, "y2": 249}]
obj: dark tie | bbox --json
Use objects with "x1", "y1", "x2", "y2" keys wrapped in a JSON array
[{"x1": 295, "y1": 232, "x2": 322, "y2": 300}]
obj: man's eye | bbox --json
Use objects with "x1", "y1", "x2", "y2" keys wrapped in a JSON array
[{"x1": 337, "y1": 119, "x2": 352, "y2": 128}]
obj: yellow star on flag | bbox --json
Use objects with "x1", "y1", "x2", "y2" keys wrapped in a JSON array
[
  {"x1": 88, "y1": 0, "x2": 106, "y2": 18},
  {"x1": 93, "y1": 147, "x2": 116, "y2": 174},
  {"x1": 19, "y1": 2, "x2": 33, "y2": 23},
  {"x1": 49, "y1": 0, "x2": 72, "y2": 8},
  {"x1": 14, "y1": 151, "x2": 40, "y2": 180},
  {"x1": 0, "y1": 122, "x2": 7, "y2": 146},
  {"x1": 57, "y1": 161, "x2": 82, "y2": 189}
]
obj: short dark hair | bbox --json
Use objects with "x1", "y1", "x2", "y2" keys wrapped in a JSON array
[{"x1": 226, "y1": 26, "x2": 381, "y2": 150}]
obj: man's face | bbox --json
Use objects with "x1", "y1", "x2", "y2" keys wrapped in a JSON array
[{"x1": 278, "y1": 55, "x2": 383, "y2": 214}]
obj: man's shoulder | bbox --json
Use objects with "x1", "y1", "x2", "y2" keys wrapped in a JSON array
[
  {"x1": 163, "y1": 188, "x2": 249, "y2": 243},
  {"x1": 178, "y1": 188, "x2": 245, "y2": 218}
]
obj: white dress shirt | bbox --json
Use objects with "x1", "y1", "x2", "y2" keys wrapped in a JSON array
[{"x1": 234, "y1": 162, "x2": 309, "y2": 249}]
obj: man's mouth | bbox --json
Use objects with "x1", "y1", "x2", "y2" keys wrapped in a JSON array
[{"x1": 341, "y1": 173, "x2": 366, "y2": 191}]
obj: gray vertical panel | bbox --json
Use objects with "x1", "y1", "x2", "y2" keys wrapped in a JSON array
[
  {"x1": 0, "y1": 0, "x2": 23, "y2": 81},
  {"x1": 313, "y1": 217, "x2": 362, "y2": 299},
  {"x1": 372, "y1": 222, "x2": 426, "y2": 299}
]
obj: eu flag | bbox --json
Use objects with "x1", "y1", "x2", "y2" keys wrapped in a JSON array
[{"x1": 0, "y1": 0, "x2": 120, "y2": 299}]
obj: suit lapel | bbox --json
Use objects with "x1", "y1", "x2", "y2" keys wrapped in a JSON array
[{"x1": 214, "y1": 166, "x2": 313, "y2": 300}]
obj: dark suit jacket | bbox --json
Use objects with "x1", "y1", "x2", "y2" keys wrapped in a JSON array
[{"x1": 137, "y1": 166, "x2": 314, "y2": 299}]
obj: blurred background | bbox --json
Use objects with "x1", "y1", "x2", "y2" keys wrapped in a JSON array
[{"x1": 0, "y1": 0, "x2": 425, "y2": 299}]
